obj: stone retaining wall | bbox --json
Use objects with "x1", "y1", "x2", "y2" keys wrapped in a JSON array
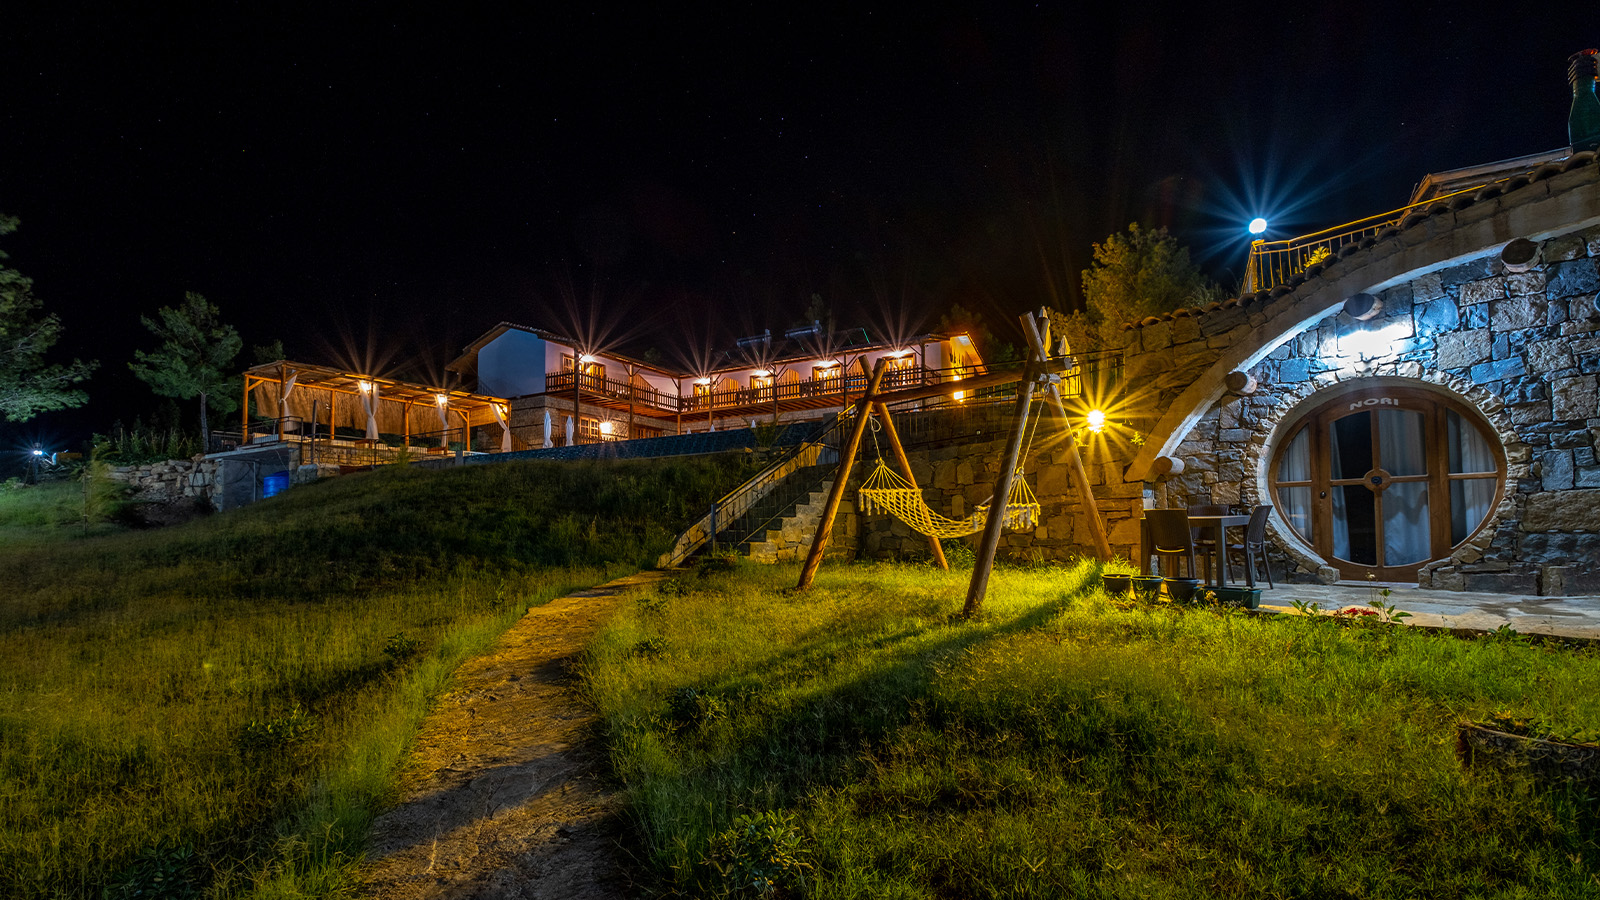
[{"x1": 108, "y1": 457, "x2": 223, "y2": 510}]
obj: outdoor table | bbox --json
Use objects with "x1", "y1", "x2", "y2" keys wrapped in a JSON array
[{"x1": 1139, "y1": 511, "x2": 1251, "y2": 586}]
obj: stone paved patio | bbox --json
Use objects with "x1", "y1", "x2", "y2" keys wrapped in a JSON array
[{"x1": 1259, "y1": 581, "x2": 1600, "y2": 639}]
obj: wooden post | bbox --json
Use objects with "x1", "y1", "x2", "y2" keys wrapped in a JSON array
[
  {"x1": 874, "y1": 401, "x2": 948, "y2": 570},
  {"x1": 962, "y1": 357, "x2": 1037, "y2": 618},
  {"x1": 241, "y1": 374, "x2": 252, "y2": 447},
  {"x1": 574, "y1": 360, "x2": 583, "y2": 445},
  {"x1": 1022, "y1": 311, "x2": 1112, "y2": 561},
  {"x1": 796, "y1": 357, "x2": 890, "y2": 591}
]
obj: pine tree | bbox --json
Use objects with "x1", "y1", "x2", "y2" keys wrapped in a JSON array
[{"x1": 129, "y1": 293, "x2": 242, "y2": 444}]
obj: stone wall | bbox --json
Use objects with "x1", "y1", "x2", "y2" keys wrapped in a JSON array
[
  {"x1": 108, "y1": 457, "x2": 223, "y2": 510},
  {"x1": 852, "y1": 220, "x2": 1600, "y2": 595},
  {"x1": 1158, "y1": 224, "x2": 1600, "y2": 594},
  {"x1": 848, "y1": 428, "x2": 1145, "y2": 564}
]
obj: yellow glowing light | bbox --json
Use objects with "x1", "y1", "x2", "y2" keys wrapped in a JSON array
[
  {"x1": 599, "y1": 421, "x2": 615, "y2": 435},
  {"x1": 695, "y1": 377, "x2": 712, "y2": 385},
  {"x1": 435, "y1": 393, "x2": 449, "y2": 406},
  {"x1": 1086, "y1": 409, "x2": 1106, "y2": 433},
  {"x1": 358, "y1": 380, "x2": 372, "y2": 393},
  {"x1": 751, "y1": 369, "x2": 771, "y2": 377},
  {"x1": 579, "y1": 354, "x2": 596, "y2": 363},
  {"x1": 953, "y1": 390, "x2": 966, "y2": 401}
]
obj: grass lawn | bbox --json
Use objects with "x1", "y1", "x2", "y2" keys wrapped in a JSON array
[
  {"x1": 0, "y1": 456, "x2": 751, "y2": 899},
  {"x1": 585, "y1": 561, "x2": 1600, "y2": 899}
]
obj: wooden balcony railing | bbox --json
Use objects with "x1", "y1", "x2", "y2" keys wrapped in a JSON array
[{"x1": 547, "y1": 364, "x2": 954, "y2": 415}]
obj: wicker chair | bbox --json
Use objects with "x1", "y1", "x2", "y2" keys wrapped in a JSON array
[{"x1": 1225, "y1": 505, "x2": 1275, "y2": 588}]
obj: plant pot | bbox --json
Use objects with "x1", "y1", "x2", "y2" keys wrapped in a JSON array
[
  {"x1": 1163, "y1": 577, "x2": 1201, "y2": 602},
  {"x1": 1131, "y1": 575, "x2": 1164, "y2": 602},
  {"x1": 1101, "y1": 573, "x2": 1133, "y2": 596},
  {"x1": 1213, "y1": 586, "x2": 1261, "y2": 609}
]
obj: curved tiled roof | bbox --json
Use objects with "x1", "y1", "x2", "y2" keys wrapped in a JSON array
[{"x1": 1122, "y1": 149, "x2": 1600, "y2": 331}]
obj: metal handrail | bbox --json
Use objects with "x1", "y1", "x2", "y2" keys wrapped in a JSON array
[
  {"x1": 1244, "y1": 174, "x2": 1540, "y2": 293},
  {"x1": 657, "y1": 413, "x2": 848, "y2": 568}
]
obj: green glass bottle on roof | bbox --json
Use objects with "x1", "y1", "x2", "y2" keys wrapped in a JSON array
[{"x1": 1568, "y1": 49, "x2": 1600, "y2": 152}]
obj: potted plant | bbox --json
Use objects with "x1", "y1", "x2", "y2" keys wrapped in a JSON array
[
  {"x1": 1100, "y1": 558, "x2": 1137, "y2": 596},
  {"x1": 1213, "y1": 586, "x2": 1262, "y2": 609},
  {"x1": 1131, "y1": 574, "x2": 1164, "y2": 603},
  {"x1": 1163, "y1": 576, "x2": 1202, "y2": 602}
]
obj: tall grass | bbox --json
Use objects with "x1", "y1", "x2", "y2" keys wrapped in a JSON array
[
  {"x1": 0, "y1": 454, "x2": 753, "y2": 898},
  {"x1": 585, "y1": 562, "x2": 1600, "y2": 898}
]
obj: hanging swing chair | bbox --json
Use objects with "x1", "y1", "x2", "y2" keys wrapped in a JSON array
[{"x1": 856, "y1": 405, "x2": 1042, "y2": 539}]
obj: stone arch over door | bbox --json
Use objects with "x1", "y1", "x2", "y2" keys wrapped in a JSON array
[{"x1": 1120, "y1": 168, "x2": 1600, "y2": 483}]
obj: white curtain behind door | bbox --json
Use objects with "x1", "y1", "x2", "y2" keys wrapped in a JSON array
[{"x1": 1377, "y1": 409, "x2": 1429, "y2": 566}]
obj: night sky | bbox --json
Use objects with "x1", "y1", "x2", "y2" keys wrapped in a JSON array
[{"x1": 0, "y1": 5, "x2": 1585, "y2": 456}]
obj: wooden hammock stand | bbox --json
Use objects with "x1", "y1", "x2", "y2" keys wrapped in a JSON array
[{"x1": 796, "y1": 310, "x2": 1112, "y2": 616}]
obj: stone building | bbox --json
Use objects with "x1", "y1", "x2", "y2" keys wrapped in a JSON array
[{"x1": 855, "y1": 150, "x2": 1600, "y2": 595}]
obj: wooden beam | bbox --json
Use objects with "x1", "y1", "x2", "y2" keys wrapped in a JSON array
[
  {"x1": 796, "y1": 357, "x2": 891, "y2": 591},
  {"x1": 874, "y1": 401, "x2": 948, "y2": 570},
  {"x1": 1022, "y1": 311, "x2": 1112, "y2": 562},
  {"x1": 241, "y1": 374, "x2": 253, "y2": 446},
  {"x1": 868, "y1": 368, "x2": 1022, "y2": 406},
  {"x1": 962, "y1": 350, "x2": 1036, "y2": 618}
]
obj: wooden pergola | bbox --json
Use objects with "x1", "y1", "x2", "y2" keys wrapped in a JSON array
[{"x1": 241, "y1": 360, "x2": 512, "y2": 448}]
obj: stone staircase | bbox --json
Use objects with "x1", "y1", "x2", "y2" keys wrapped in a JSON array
[{"x1": 734, "y1": 480, "x2": 835, "y2": 563}]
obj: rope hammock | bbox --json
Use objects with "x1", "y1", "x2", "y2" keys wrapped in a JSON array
[
  {"x1": 856, "y1": 402, "x2": 1043, "y2": 539},
  {"x1": 858, "y1": 459, "x2": 1040, "y2": 538}
]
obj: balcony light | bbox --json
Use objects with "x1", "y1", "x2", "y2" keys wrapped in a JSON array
[
  {"x1": 1248, "y1": 217, "x2": 1268, "y2": 235},
  {"x1": 599, "y1": 421, "x2": 614, "y2": 435},
  {"x1": 435, "y1": 393, "x2": 449, "y2": 406},
  {"x1": 888, "y1": 349, "x2": 912, "y2": 358},
  {"x1": 579, "y1": 354, "x2": 596, "y2": 363},
  {"x1": 953, "y1": 390, "x2": 966, "y2": 401},
  {"x1": 358, "y1": 380, "x2": 373, "y2": 393},
  {"x1": 695, "y1": 377, "x2": 712, "y2": 385},
  {"x1": 954, "y1": 334, "x2": 972, "y2": 345},
  {"x1": 751, "y1": 369, "x2": 771, "y2": 378},
  {"x1": 1086, "y1": 409, "x2": 1107, "y2": 434}
]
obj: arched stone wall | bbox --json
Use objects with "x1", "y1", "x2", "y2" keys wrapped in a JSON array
[
  {"x1": 1123, "y1": 165, "x2": 1600, "y2": 482},
  {"x1": 1121, "y1": 163, "x2": 1600, "y2": 593}
]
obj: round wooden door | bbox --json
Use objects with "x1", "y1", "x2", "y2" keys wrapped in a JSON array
[{"x1": 1270, "y1": 387, "x2": 1502, "y2": 581}]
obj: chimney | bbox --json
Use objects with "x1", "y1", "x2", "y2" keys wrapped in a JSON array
[{"x1": 1568, "y1": 49, "x2": 1600, "y2": 152}]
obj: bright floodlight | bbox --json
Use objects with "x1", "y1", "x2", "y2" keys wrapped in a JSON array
[
  {"x1": 31, "y1": 449, "x2": 44, "y2": 456},
  {"x1": 1086, "y1": 410, "x2": 1107, "y2": 434},
  {"x1": 1248, "y1": 217, "x2": 1268, "y2": 235}
]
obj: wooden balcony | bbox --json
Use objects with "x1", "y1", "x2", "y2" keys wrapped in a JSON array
[{"x1": 544, "y1": 364, "x2": 955, "y2": 419}]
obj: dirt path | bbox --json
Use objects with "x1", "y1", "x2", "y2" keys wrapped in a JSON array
[{"x1": 358, "y1": 571, "x2": 666, "y2": 900}]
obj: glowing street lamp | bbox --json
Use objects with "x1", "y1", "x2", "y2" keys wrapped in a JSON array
[
  {"x1": 1086, "y1": 409, "x2": 1107, "y2": 434},
  {"x1": 1248, "y1": 217, "x2": 1268, "y2": 236}
]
